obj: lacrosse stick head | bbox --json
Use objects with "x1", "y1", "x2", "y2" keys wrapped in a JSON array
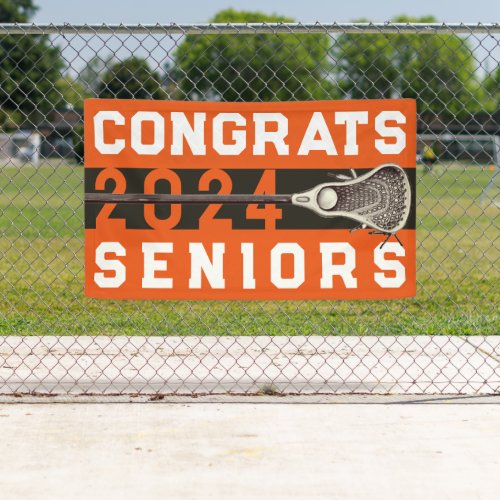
[{"x1": 291, "y1": 164, "x2": 412, "y2": 233}]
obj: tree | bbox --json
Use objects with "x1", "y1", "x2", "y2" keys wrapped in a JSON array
[
  {"x1": 98, "y1": 57, "x2": 165, "y2": 100},
  {"x1": 334, "y1": 19, "x2": 397, "y2": 100},
  {"x1": 333, "y1": 16, "x2": 481, "y2": 117},
  {"x1": 78, "y1": 55, "x2": 116, "y2": 95},
  {"x1": 173, "y1": 9, "x2": 337, "y2": 101},
  {"x1": 483, "y1": 66, "x2": 500, "y2": 113},
  {"x1": 0, "y1": 0, "x2": 66, "y2": 126},
  {"x1": 54, "y1": 76, "x2": 88, "y2": 111},
  {"x1": 0, "y1": 0, "x2": 35, "y2": 21}
]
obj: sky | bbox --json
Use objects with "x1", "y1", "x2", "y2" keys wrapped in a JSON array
[{"x1": 32, "y1": 0, "x2": 500, "y2": 24}]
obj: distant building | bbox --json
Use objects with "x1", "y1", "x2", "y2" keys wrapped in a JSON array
[
  {"x1": 0, "y1": 108, "x2": 81, "y2": 164},
  {"x1": 0, "y1": 130, "x2": 42, "y2": 164},
  {"x1": 37, "y1": 108, "x2": 82, "y2": 159},
  {"x1": 418, "y1": 111, "x2": 500, "y2": 136}
]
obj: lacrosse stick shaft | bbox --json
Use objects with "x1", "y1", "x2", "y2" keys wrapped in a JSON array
[{"x1": 85, "y1": 193, "x2": 293, "y2": 204}]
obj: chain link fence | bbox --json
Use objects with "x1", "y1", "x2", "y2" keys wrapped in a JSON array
[{"x1": 0, "y1": 23, "x2": 498, "y2": 396}]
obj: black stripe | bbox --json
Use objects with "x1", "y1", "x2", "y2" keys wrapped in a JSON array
[{"x1": 84, "y1": 168, "x2": 416, "y2": 231}]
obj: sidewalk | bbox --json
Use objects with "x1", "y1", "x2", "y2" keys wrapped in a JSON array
[
  {"x1": 1, "y1": 336, "x2": 499, "y2": 395},
  {"x1": 0, "y1": 401, "x2": 498, "y2": 499}
]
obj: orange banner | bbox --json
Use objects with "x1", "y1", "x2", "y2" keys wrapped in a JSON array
[{"x1": 85, "y1": 99, "x2": 416, "y2": 300}]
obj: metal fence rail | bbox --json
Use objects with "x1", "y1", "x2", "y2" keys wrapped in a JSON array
[
  {"x1": 0, "y1": 22, "x2": 499, "y2": 34},
  {"x1": 0, "y1": 23, "x2": 498, "y2": 396}
]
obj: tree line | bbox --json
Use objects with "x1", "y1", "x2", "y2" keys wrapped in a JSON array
[{"x1": 0, "y1": 1, "x2": 498, "y2": 130}]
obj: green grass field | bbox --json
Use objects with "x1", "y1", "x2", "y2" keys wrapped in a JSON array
[{"x1": 0, "y1": 161, "x2": 498, "y2": 335}]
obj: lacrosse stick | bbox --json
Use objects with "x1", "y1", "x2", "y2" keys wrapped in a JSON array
[{"x1": 85, "y1": 163, "x2": 411, "y2": 242}]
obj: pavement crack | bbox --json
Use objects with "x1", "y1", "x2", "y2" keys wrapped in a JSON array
[{"x1": 462, "y1": 337, "x2": 500, "y2": 365}]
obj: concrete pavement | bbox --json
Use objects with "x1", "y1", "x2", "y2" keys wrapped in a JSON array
[
  {"x1": 0, "y1": 402, "x2": 499, "y2": 499},
  {"x1": 1, "y1": 335, "x2": 499, "y2": 395}
]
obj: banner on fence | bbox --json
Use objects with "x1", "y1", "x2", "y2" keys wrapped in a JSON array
[{"x1": 84, "y1": 99, "x2": 416, "y2": 300}]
